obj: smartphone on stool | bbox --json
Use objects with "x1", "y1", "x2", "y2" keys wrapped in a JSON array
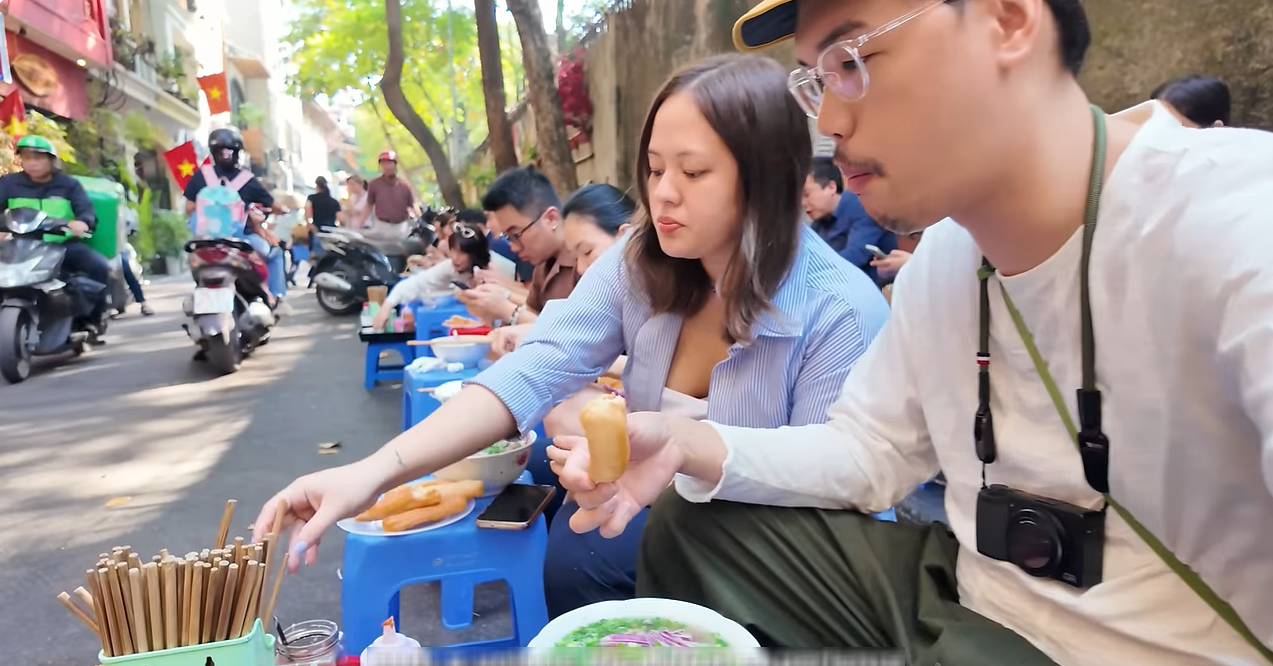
[{"x1": 475, "y1": 484, "x2": 557, "y2": 530}]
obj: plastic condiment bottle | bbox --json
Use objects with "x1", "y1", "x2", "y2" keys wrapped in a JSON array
[{"x1": 360, "y1": 618, "x2": 423, "y2": 666}]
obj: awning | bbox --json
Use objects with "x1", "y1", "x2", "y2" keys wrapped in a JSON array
[{"x1": 1, "y1": 31, "x2": 88, "y2": 119}]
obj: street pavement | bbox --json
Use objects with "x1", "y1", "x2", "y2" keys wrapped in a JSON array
[{"x1": 0, "y1": 280, "x2": 512, "y2": 664}]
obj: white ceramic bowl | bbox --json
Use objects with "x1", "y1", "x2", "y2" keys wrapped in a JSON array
[
  {"x1": 528, "y1": 598, "x2": 761, "y2": 650},
  {"x1": 433, "y1": 431, "x2": 537, "y2": 494},
  {"x1": 428, "y1": 335, "x2": 491, "y2": 368}
]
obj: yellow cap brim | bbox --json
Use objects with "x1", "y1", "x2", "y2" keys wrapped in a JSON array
[{"x1": 733, "y1": 0, "x2": 800, "y2": 52}]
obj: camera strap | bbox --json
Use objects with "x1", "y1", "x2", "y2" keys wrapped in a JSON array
[{"x1": 974, "y1": 105, "x2": 1273, "y2": 662}]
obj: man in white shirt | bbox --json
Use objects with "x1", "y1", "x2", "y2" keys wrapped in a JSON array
[{"x1": 550, "y1": 0, "x2": 1273, "y2": 664}]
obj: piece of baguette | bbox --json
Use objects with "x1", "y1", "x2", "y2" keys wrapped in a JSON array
[
  {"x1": 433, "y1": 479, "x2": 485, "y2": 504},
  {"x1": 579, "y1": 394, "x2": 629, "y2": 483},
  {"x1": 356, "y1": 485, "x2": 442, "y2": 522},
  {"x1": 382, "y1": 497, "x2": 470, "y2": 532}
]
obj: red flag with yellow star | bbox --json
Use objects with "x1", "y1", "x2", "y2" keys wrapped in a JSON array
[
  {"x1": 0, "y1": 89, "x2": 28, "y2": 139},
  {"x1": 197, "y1": 72, "x2": 231, "y2": 115},
  {"x1": 162, "y1": 141, "x2": 199, "y2": 189}
]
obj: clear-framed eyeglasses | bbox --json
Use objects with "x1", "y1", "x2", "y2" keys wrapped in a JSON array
[{"x1": 788, "y1": 0, "x2": 951, "y2": 118}]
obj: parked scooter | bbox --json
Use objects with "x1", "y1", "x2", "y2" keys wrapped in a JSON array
[
  {"x1": 310, "y1": 218, "x2": 436, "y2": 316},
  {"x1": 0, "y1": 209, "x2": 109, "y2": 383},
  {"x1": 180, "y1": 237, "x2": 277, "y2": 375}
]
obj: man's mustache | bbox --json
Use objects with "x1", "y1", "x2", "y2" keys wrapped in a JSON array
[{"x1": 834, "y1": 151, "x2": 885, "y2": 178}]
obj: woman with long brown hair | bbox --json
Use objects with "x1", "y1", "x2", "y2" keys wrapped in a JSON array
[{"x1": 252, "y1": 54, "x2": 890, "y2": 616}]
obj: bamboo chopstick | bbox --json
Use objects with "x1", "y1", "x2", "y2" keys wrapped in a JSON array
[
  {"x1": 187, "y1": 563, "x2": 204, "y2": 647},
  {"x1": 87, "y1": 570, "x2": 115, "y2": 657},
  {"x1": 215, "y1": 500, "x2": 237, "y2": 549},
  {"x1": 113, "y1": 562, "x2": 134, "y2": 641},
  {"x1": 57, "y1": 591, "x2": 101, "y2": 636},
  {"x1": 238, "y1": 562, "x2": 265, "y2": 637},
  {"x1": 202, "y1": 562, "x2": 224, "y2": 644},
  {"x1": 129, "y1": 567, "x2": 150, "y2": 653},
  {"x1": 107, "y1": 565, "x2": 134, "y2": 655},
  {"x1": 228, "y1": 561, "x2": 259, "y2": 639},
  {"x1": 215, "y1": 563, "x2": 239, "y2": 642},
  {"x1": 145, "y1": 563, "x2": 164, "y2": 651},
  {"x1": 162, "y1": 559, "x2": 178, "y2": 649},
  {"x1": 259, "y1": 551, "x2": 288, "y2": 633}
]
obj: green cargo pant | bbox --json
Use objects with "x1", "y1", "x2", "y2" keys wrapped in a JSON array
[{"x1": 636, "y1": 491, "x2": 1059, "y2": 666}]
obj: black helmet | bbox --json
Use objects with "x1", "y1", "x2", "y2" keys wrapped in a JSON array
[
  {"x1": 209, "y1": 127, "x2": 244, "y2": 151},
  {"x1": 209, "y1": 127, "x2": 244, "y2": 169}
]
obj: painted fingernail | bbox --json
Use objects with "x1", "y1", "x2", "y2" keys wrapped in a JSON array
[{"x1": 291, "y1": 541, "x2": 309, "y2": 557}]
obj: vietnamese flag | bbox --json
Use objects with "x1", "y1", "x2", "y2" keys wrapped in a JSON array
[
  {"x1": 162, "y1": 141, "x2": 200, "y2": 189},
  {"x1": 0, "y1": 88, "x2": 28, "y2": 139},
  {"x1": 197, "y1": 72, "x2": 232, "y2": 115}
]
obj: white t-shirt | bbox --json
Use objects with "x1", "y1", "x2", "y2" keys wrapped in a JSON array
[
  {"x1": 683, "y1": 104, "x2": 1273, "y2": 664},
  {"x1": 384, "y1": 253, "x2": 517, "y2": 307}
]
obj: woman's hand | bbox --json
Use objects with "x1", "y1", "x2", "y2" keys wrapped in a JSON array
[
  {"x1": 251, "y1": 459, "x2": 389, "y2": 572},
  {"x1": 547, "y1": 412, "x2": 685, "y2": 539},
  {"x1": 371, "y1": 306, "x2": 392, "y2": 331},
  {"x1": 456, "y1": 284, "x2": 516, "y2": 324},
  {"x1": 489, "y1": 323, "x2": 534, "y2": 358},
  {"x1": 870, "y1": 250, "x2": 912, "y2": 281}
]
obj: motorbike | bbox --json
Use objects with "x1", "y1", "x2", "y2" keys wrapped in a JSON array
[
  {"x1": 310, "y1": 218, "x2": 436, "y2": 316},
  {"x1": 180, "y1": 236, "x2": 277, "y2": 375},
  {"x1": 0, "y1": 209, "x2": 109, "y2": 384}
]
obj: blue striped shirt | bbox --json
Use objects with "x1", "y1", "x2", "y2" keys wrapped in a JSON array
[{"x1": 470, "y1": 224, "x2": 891, "y2": 433}]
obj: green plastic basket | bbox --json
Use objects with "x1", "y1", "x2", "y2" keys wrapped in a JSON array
[{"x1": 99, "y1": 619, "x2": 275, "y2": 666}]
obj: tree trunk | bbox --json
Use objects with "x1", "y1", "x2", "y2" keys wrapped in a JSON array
[
  {"x1": 380, "y1": 0, "x2": 465, "y2": 208},
  {"x1": 505, "y1": 0, "x2": 578, "y2": 194},
  {"x1": 475, "y1": 0, "x2": 518, "y2": 174}
]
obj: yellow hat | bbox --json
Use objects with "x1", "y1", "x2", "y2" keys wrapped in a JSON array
[{"x1": 733, "y1": 0, "x2": 800, "y2": 52}]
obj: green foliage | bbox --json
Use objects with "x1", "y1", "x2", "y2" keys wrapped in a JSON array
[
  {"x1": 234, "y1": 101, "x2": 267, "y2": 129},
  {"x1": 63, "y1": 95, "x2": 125, "y2": 178},
  {"x1": 122, "y1": 112, "x2": 167, "y2": 150},
  {"x1": 132, "y1": 187, "x2": 156, "y2": 259},
  {"x1": 285, "y1": 0, "x2": 526, "y2": 197},
  {"x1": 150, "y1": 209, "x2": 190, "y2": 258}
]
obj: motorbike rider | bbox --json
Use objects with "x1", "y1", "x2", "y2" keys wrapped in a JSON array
[
  {"x1": 183, "y1": 127, "x2": 289, "y2": 313},
  {"x1": 0, "y1": 135, "x2": 112, "y2": 339}
]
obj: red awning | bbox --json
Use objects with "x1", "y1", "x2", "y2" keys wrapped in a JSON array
[
  {"x1": 1, "y1": 31, "x2": 88, "y2": 119},
  {"x1": 2, "y1": 0, "x2": 112, "y2": 69}
]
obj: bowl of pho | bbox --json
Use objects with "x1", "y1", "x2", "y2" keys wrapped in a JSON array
[
  {"x1": 433, "y1": 431, "x2": 537, "y2": 495},
  {"x1": 529, "y1": 598, "x2": 760, "y2": 650}
]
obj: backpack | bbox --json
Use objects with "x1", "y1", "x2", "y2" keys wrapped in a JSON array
[{"x1": 192, "y1": 164, "x2": 254, "y2": 239}]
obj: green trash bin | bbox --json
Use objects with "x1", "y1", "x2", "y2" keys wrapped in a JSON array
[{"x1": 72, "y1": 175, "x2": 126, "y2": 260}]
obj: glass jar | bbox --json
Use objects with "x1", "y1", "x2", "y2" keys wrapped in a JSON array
[{"x1": 275, "y1": 619, "x2": 343, "y2": 666}]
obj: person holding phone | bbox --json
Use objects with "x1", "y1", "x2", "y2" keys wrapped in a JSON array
[
  {"x1": 371, "y1": 218, "x2": 516, "y2": 330},
  {"x1": 254, "y1": 54, "x2": 890, "y2": 620}
]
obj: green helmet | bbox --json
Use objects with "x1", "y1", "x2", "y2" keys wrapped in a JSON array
[{"x1": 15, "y1": 135, "x2": 57, "y2": 159}]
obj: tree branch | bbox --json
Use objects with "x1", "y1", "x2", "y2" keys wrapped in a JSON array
[{"x1": 380, "y1": 0, "x2": 465, "y2": 207}]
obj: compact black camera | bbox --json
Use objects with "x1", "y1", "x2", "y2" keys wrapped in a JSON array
[{"x1": 976, "y1": 484, "x2": 1105, "y2": 589}]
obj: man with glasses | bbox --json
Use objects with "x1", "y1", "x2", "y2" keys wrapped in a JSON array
[
  {"x1": 554, "y1": 0, "x2": 1273, "y2": 663},
  {"x1": 469, "y1": 165, "x2": 579, "y2": 324}
]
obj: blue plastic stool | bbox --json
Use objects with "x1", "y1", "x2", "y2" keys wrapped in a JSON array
[
  {"x1": 402, "y1": 366, "x2": 482, "y2": 431},
  {"x1": 341, "y1": 471, "x2": 549, "y2": 658},
  {"x1": 364, "y1": 340, "x2": 416, "y2": 389}
]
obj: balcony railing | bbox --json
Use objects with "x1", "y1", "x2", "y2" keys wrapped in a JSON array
[{"x1": 111, "y1": 27, "x2": 198, "y2": 110}]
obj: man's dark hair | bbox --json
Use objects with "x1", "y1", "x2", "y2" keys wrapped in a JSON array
[
  {"x1": 1151, "y1": 74, "x2": 1231, "y2": 127},
  {"x1": 1043, "y1": 0, "x2": 1091, "y2": 76},
  {"x1": 455, "y1": 208, "x2": 488, "y2": 228},
  {"x1": 809, "y1": 157, "x2": 843, "y2": 193},
  {"x1": 480, "y1": 165, "x2": 561, "y2": 217}
]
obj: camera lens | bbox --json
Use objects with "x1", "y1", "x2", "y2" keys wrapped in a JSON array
[{"x1": 1006, "y1": 508, "x2": 1065, "y2": 577}]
